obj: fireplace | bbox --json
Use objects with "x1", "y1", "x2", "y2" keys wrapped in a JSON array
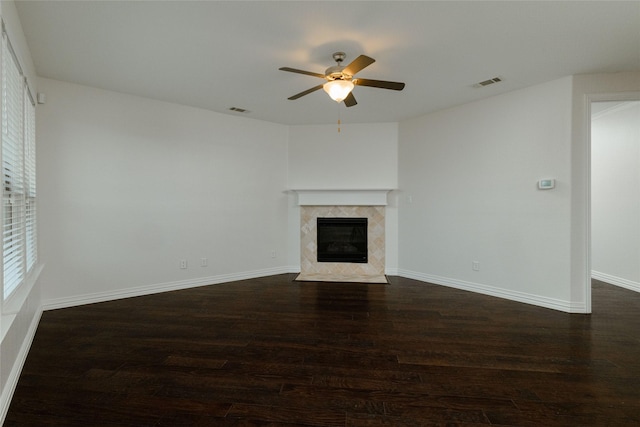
[
  {"x1": 317, "y1": 217, "x2": 368, "y2": 263},
  {"x1": 292, "y1": 189, "x2": 391, "y2": 283}
]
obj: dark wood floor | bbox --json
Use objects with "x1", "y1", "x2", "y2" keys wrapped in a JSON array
[{"x1": 4, "y1": 275, "x2": 640, "y2": 426}]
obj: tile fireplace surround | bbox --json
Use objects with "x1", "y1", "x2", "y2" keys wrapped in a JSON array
[{"x1": 293, "y1": 190, "x2": 391, "y2": 284}]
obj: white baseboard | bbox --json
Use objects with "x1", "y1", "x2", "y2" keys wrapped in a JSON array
[
  {"x1": 42, "y1": 266, "x2": 291, "y2": 311},
  {"x1": 397, "y1": 269, "x2": 586, "y2": 313},
  {"x1": 385, "y1": 267, "x2": 399, "y2": 276},
  {"x1": 41, "y1": 265, "x2": 598, "y2": 315},
  {"x1": 592, "y1": 271, "x2": 640, "y2": 293},
  {"x1": 0, "y1": 307, "x2": 42, "y2": 425}
]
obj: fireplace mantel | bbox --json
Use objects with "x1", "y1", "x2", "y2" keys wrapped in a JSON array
[{"x1": 291, "y1": 189, "x2": 393, "y2": 206}]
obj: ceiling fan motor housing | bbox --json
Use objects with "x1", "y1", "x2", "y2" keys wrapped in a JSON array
[
  {"x1": 325, "y1": 65, "x2": 349, "y2": 81},
  {"x1": 326, "y1": 52, "x2": 350, "y2": 81}
]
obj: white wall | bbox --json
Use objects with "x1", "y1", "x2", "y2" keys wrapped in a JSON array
[
  {"x1": 37, "y1": 78, "x2": 290, "y2": 307},
  {"x1": 288, "y1": 123, "x2": 398, "y2": 189},
  {"x1": 591, "y1": 102, "x2": 640, "y2": 291},
  {"x1": 0, "y1": 1, "x2": 42, "y2": 423},
  {"x1": 398, "y1": 77, "x2": 574, "y2": 310},
  {"x1": 286, "y1": 123, "x2": 399, "y2": 273}
]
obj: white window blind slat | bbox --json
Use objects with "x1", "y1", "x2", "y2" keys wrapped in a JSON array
[{"x1": 25, "y1": 88, "x2": 36, "y2": 271}]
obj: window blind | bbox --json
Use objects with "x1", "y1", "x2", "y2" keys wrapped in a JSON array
[{"x1": 2, "y1": 29, "x2": 31, "y2": 299}]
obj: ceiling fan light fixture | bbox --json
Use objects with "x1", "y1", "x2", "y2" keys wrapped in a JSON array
[
  {"x1": 280, "y1": 53, "x2": 403, "y2": 107},
  {"x1": 323, "y1": 79, "x2": 354, "y2": 102}
]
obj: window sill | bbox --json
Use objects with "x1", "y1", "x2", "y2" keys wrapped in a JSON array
[{"x1": 1, "y1": 262, "x2": 43, "y2": 343}]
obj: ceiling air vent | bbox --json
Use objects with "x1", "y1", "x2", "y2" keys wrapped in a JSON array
[
  {"x1": 229, "y1": 107, "x2": 250, "y2": 113},
  {"x1": 474, "y1": 77, "x2": 503, "y2": 88}
]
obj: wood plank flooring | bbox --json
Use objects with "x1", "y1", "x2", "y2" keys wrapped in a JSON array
[{"x1": 5, "y1": 275, "x2": 640, "y2": 426}]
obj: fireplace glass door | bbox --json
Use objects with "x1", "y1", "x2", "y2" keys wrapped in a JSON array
[{"x1": 316, "y1": 217, "x2": 368, "y2": 263}]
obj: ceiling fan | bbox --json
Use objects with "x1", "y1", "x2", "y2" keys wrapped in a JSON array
[{"x1": 279, "y1": 52, "x2": 405, "y2": 107}]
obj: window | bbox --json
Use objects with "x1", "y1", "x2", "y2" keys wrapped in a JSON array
[{"x1": 2, "y1": 27, "x2": 36, "y2": 300}]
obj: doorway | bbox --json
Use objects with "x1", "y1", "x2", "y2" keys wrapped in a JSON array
[{"x1": 588, "y1": 96, "x2": 640, "y2": 311}]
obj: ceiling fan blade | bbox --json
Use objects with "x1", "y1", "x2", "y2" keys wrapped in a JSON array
[
  {"x1": 287, "y1": 84, "x2": 324, "y2": 100},
  {"x1": 279, "y1": 67, "x2": 326, "y2": 79},
  {"x1": 343, "y1": 92, "x2": 357, "y2": 107},
  {"x1": 342, "y1": 55, "x2": 375, "y2": 76},
  {"x1": 354, "y1": 78, "x2": 405, "y2": 91}
]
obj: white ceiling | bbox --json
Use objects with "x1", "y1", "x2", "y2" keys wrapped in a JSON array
[{"x1": 14, "y1": 1, "x2": 640, "y2": 126}]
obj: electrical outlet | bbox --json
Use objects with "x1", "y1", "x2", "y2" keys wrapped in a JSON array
[
  {"x1": 270, "y1": 251, "x2": 277, "y2": 258},
  {"x1": 180, "y1": 259, "x2": 187, "y2": 269},
  {"x1": 472, "y1": 261, "x2": 480, "y2": 271},
  {"x1": 200, "y1": 258, "x2": 208, "y2": 267}
]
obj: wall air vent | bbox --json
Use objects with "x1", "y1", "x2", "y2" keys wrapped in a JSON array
[
  {"x1": 229, "y1": 107, "x2": 250, "y2": 113},
  {"x1": 474, "y1": 77, "x2": 503, "y2": 88}
]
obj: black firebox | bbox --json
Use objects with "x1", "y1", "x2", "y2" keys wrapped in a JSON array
[{"x1": 316, "y1": 217, "x2": 368, "y2": 263}]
